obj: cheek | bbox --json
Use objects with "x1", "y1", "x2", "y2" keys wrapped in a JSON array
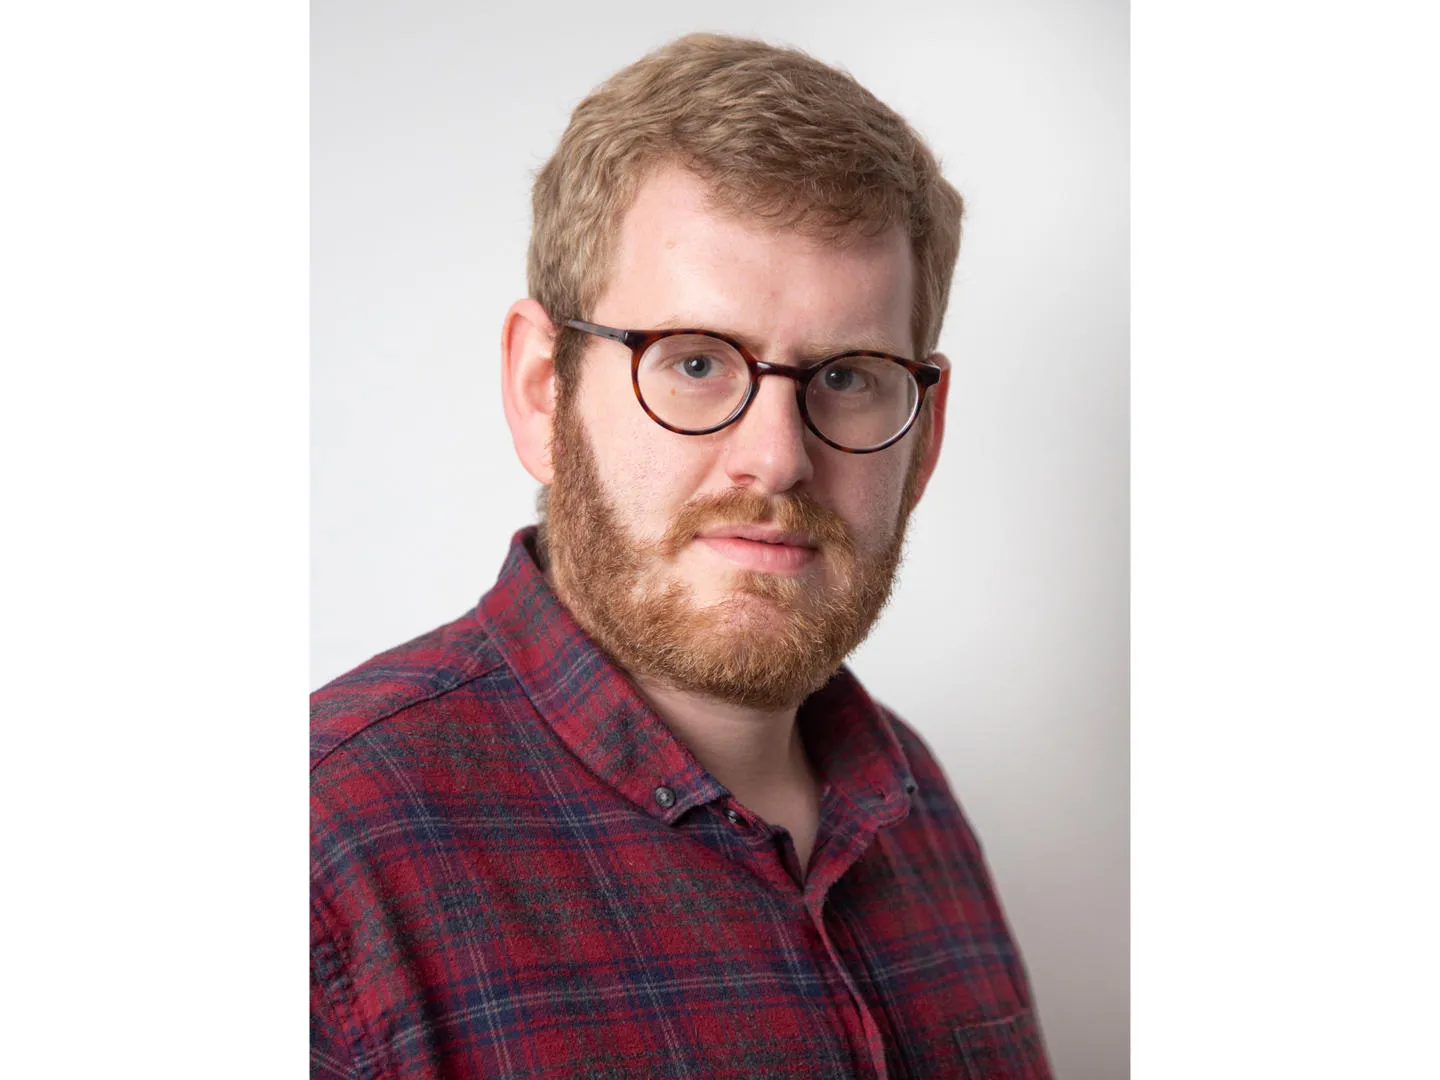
[
  {"x1": 821, "y1": 453, "x2": 913, "y2": 551},
  {"x1": 614, "y1": 447, "x2": 709, "y2": 535},
  {"x1": 581, "y1": 394, "x2": 713, "y2": 539}
]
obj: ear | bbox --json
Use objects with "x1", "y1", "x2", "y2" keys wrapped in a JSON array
[
  {"x1": 501, "y1": 299, "x2": 560, "y2": 485},
  {"x1": 907, "y1": 352, "x2": 951, "y2": 507}
]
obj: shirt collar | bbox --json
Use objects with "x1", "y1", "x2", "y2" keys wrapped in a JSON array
[{"x1": 479, "y1": 527, "x2": 915, "y2": 827}]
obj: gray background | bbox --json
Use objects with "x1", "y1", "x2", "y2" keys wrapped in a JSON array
[{"x1": 313, "y1": 1, "x2": 1128, "y2": 1075}]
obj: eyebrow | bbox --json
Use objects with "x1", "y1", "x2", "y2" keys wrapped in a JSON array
[{"x1": 652, "y1": 319, "x2": 910, "y2": 361}]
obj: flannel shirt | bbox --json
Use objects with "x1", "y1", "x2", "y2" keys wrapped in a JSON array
[{"x1": 311, "y1": 528, "x2": 1051, "y2": 1079}]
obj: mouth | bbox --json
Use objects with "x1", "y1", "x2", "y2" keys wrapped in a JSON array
[{"x1": 693, "y1": 525, "x2": 818, "y2": 574}]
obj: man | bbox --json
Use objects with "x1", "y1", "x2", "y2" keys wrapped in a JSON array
[{"x1": 312, "y1": 33, "x2": 1051, "y2": 1080}]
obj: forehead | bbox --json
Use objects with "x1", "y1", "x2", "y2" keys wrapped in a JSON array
[{"x1": 597, "y1": 164, "x2": 915, "y2": 356}]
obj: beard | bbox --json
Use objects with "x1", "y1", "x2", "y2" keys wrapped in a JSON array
[{"x1": 538, "y1": 401, "x2": 927, "y2": 710}]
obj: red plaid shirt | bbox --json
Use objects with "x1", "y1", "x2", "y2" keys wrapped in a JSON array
[{"x1": 311, "y1": 529, "x2": 1051, "y2": 1079}]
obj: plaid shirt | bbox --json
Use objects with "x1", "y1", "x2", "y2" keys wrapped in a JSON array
[{"x1": 311, "y1": 529, "x2": 1051, "y2": 1079}]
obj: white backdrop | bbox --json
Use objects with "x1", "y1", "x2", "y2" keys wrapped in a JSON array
[{"x1": 312, "y1": 1, "x2": 1128, "y2": 1076}]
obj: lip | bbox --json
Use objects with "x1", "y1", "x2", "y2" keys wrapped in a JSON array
[
  {"x1": 695, "y1": 524, "x2": 816, "y2": 548},
  {"x1": 694, "y1": 526, "x2": 818, "y2": 574}
]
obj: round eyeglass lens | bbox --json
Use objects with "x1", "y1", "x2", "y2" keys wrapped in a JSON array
[
  {"x1": 636, "y1": 335, "x2": 751, "y2": 431},
  {"x1": 805, "y1": 355, "x2": 919, "y2": 451}
]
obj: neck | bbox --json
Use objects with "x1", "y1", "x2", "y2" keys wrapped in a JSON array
[{"x1": 632, "y1": 676, "x2": 817, "y2": 806}]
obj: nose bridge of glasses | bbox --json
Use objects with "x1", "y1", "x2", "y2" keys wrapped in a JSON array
[
  {"x1": 729, "y1": 362, "x2": 813, "y2": 451},
  {"x1": 752, "y1": 358, "x2": 814, "y2": 384}
]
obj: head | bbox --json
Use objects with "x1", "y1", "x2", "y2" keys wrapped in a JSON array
[{"x1": 502, "y1": 34, "x2": 964, "y2": 709}]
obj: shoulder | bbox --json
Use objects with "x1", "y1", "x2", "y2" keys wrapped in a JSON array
[
  {"x1": 874, "y1": 701, "x2": 988, "y2": 854},
  {"x1": 876, "y1": 703, "x2": 950, "y2": 791},
  {"x1": 310, "y1": 607, "x2": 508, "y2": 773}
]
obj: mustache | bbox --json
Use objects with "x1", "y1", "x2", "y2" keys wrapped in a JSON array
[{"x1": 656, "y1": 488, "x2": 852, "y2": 558}]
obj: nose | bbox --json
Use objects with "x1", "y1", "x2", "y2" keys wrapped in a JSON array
[{"x1": 721, "y1": 374, "x2": 815, "y2": 494}]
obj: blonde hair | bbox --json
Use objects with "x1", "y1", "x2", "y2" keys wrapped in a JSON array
[{"x1": 528, "y1": 33, "x2": 964, "y2": 389}]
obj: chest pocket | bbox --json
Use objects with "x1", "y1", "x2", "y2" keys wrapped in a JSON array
[{"x1": 952, "y1": 1010, "x2": 1052, "y2": 1080}]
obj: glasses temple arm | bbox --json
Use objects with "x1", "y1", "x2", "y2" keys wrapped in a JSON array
[{"x1": 562, "y1": 318, "x2": 634, "y2": 346}]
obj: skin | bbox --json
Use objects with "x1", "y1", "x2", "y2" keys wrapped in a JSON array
[{"x1": 502, "y1": 164, "x2": 950, "y2": 873}]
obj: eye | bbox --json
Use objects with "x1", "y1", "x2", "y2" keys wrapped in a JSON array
[
  {"x1": 820, "y1": 364, "x2": 869, "y2": 393},
  {"x1": 680, "y1": 353, "x2": 723, "y2": 378}
]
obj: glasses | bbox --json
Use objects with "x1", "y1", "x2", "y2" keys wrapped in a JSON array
[{"x1": 563, "y1": 319, "x2": 942, "y2": 454}]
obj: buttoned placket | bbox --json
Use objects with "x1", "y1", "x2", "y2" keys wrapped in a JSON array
[
  {"x1": 662, "y1": 778, "x2": 916, "y2": 1079},
  {"x1": 802, "y1": 785, "x2": 915, "y2": 1080}
]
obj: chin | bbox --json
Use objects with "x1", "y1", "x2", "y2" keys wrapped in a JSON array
[
  {"x1": 693, "y1": 584, "x2": 820, "y2": 629},
  {"x1": 702, "y1": 595, "x2": 806, "y2": 638}
]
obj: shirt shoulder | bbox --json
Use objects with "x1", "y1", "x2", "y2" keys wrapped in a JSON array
[
  {"x1": 879, "y1": 706, "x2": 949, "y2": 789},
  {"x1": 874, "y1": 702, "x2": 988, "y2": 855},
  {"x1": 309, "y1": 607, "x2": 508, "y2": 773}
]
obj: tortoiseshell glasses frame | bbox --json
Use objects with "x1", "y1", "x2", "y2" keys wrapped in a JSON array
[{"x1": 562, "y1": 319, "x2": 944, "y2": 454}]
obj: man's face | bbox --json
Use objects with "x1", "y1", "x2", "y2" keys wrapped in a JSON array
[{"x1": 543, "y1": 165, "x2": 932, "y2": 709}]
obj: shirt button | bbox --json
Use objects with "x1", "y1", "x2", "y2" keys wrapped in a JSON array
[
  {"x1": 725, "y1": 809, "x2": 742, "y2": 825},
  {"x1": 653, "y1": 785, "x2": 676, "y2": 809}
]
